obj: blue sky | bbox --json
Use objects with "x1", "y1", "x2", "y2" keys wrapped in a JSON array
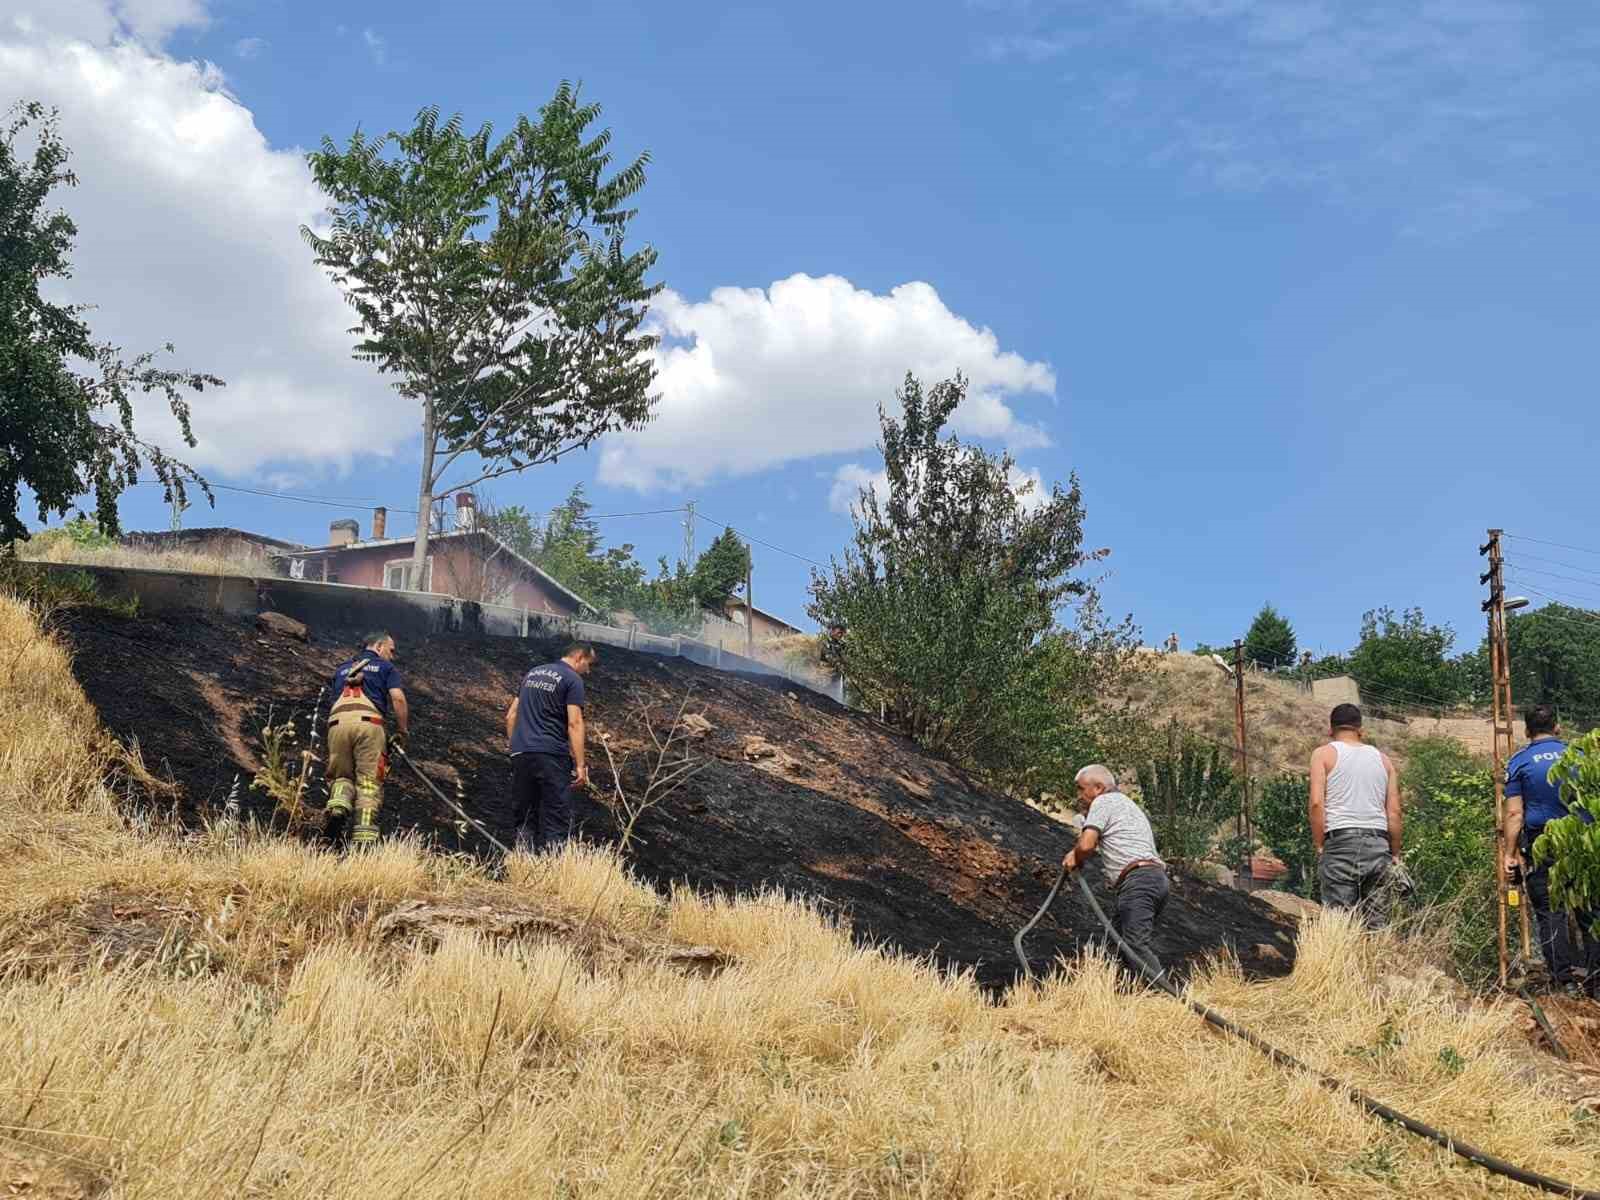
[{"x1": 7, "y1": 0, "x2": 1599, "y2": 657}]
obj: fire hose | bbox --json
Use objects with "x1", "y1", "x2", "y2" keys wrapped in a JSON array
[
  {"x1": 391, "y1": 744, "x2": 512, "y2": 857},
  {"x1": 1014, "y1": 866, "x2": 1600, "y2": 1200}
]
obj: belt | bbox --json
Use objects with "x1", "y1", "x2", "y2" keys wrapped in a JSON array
[
  {"x1": 1115, "y1": 859, "x2": 1164, "y2": 890},
  {"x1": 1327, "y1": 827, "x2": 1388, "y2": 838},
  {"x1": 331, "y1": 712, "x2": 385, "y2": 727}
]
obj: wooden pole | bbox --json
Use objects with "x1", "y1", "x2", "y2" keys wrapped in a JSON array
[
  {"x1": 1478, "y1": 531, "x2": 1529, "y2": 979},
  {"x1": 745, "y1": 547, "x2": 754, "y2": 661},
  {"x1": 1233, "y1": 639, "x2": 1252, "y2": 872},
  {"x1": 1483, "y1": 529, "x2": 1517, "y2": 985},
  {"x1": 1166, "y1": 718, "x2": 1178, "y2": 842}
]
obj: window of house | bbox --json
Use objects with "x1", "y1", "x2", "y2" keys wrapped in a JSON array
[{"x1": 384, "y1": 557, "x2": 433, "y2": 592}]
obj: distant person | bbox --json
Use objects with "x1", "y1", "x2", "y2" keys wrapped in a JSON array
[
  {"x1": 1308, "y1": 704, "x2": 1401, "y2": 927},
  {"x1": 324, "y1": 631, "x2": 408, "y2": 847},
  {"x1": 1505, "y1": 704, "x2": 1598, "y2": 995},
  {"x1": 1062, "y1": 764, "x2": 1170, "y2": 979},
  {"x1": 505, "y1": 642, "x2": 596, "y2": 855},
  {"x1": 1165, "y1": 632, "x2": 1180, "y2": 654}
]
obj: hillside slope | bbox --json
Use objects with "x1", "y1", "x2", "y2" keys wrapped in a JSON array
[
  {"x1": 1118, "y1": 653, "x2": 1507, "y2": 775},
  {"x1": 7, "y1": 592, "x2": 1600, "y2": 1198},
  {"x1": 57, "y1": 606, "x2": 1297, "y2": 986}
]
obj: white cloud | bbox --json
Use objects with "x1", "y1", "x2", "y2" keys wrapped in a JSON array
[
  {"x1": 827, "y1": 461, "x2": 1051, "y2": 517},
  {"x1": 979, "y1": 32, "x2": 1081, "y2": 62},
  {"x1": 599, "y1": 274, "x2": 1056, "y2": 492},
  {"x1": 978, "y1": 0, "x2": 1600, "y2": 234},
  {"x1": 2, "y1": 4, "x2": 1058, "y2": 505},
  {"x1": 827, "y1": 464, "x2": 887, "y2": 516},
  {"x1": 361, "y1": 27, "x2": 386, "y2": 65},
  {"x1": 0, "y1": 3, "x2": 406, "y2": 479},
  {"x1": 4, "y1": 0, "x2": 209, "y2": 45},
  {"x1": 232, "y1": 35, "x2": 265, "y2": 59}
]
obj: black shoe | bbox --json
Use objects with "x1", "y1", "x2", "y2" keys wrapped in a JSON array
[{"x1": 323, "y1": 808, "x2": 350, "y2": 845}]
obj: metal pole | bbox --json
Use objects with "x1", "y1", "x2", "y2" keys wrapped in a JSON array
[
  {"x1": 1233, "y1": 639, "x2": 1252, "y2": 869},
  {"x1": 1482, "y1": 529, "x2": 1530, "y2": 981},
  {"x1": 1166, "y1": 718, "x2": 1178, "y2": 842}
]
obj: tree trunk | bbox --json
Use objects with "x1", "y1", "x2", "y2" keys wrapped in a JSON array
[{"x1": 410, "y1": 405, "x2": 436, "y2": 592}]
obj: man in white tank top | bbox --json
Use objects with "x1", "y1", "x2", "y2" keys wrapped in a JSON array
[{"x1": 1308, "y1": 703, "x2": 1402, "y2": 927}]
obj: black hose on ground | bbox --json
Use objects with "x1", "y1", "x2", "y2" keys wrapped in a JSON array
[
  {"x1": 392, "y1": 745, "x2": 512, "y2": 856},
  {"x1": 1056, "y1": 872, "x2": 1599, "y2": 1200},
  {"x1": 1013, "y1": 864, "x2": 1066, "y2": 981}
]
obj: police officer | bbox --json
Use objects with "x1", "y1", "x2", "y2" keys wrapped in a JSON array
[
  {"x1": 324, "y1": 630, "x2": 409, "y2": 847},
  {"x1": 1505, "y1": 704, "x2": 1598, "y2": 994}
]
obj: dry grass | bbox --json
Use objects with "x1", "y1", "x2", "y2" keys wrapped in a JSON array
[
  {"x1": 18, "y1": 538, "x2": 264, "y2": 577},
  {"x1": 2, "y1": 592, "x2": 1598, "y2": 1198},
  {"x1": 1117, "y1": 654, "x2": 1434, "y2": 775}
]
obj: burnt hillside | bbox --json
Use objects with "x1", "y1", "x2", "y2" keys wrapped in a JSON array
[{"x1": 58, "y1": 606, "x2": 1296, "y2": 989}]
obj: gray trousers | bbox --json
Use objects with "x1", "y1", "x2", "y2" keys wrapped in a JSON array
[
  {"x1": 1113, "y1": 866, "x2": 1170, "y2": 977},
  {"x1": 1319, "y1": 827, "x2": 1393, "y2": 928}
]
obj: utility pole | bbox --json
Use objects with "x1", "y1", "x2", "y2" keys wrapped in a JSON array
[
  {"x1": 682, "y1": 500, "x2": 697, "y2": 566},
  {"x1": 1166, "y1": 718, "x2": 1178, "y2": 840},
  {"x1": 745, "y1": 542, "x2": 754, "y2": 660},
  {"x1": 1232, "y1": 639, "x2": 1253, "y2": 870},
  {"x1": 1481, "y1": 529, "x2": 1532, "y2": 984}
]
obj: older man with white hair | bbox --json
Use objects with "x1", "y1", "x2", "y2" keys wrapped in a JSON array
[{"x1": 1062, "y1": 764, "x2": 1170, "y2": 978}]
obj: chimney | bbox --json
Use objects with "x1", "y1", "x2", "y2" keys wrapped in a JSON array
[
  {"x1": 328, "y1": 518, "x2": 359, "y2": 547},
  {"x1": 454, "y1": 492, "x2": 477, "y2": 532},
  {"x1": 372, "y1": 507, "x2": 387, "y2": 540}
]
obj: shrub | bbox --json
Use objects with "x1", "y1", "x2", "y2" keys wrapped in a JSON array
[{"x1": 1532, "y1": 729, "x2": 1600, "y2": 931}]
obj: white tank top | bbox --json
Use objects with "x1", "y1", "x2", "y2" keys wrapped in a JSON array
[{"x1": 1325, "y1": 741, "x2": 1388, "y2": 832}]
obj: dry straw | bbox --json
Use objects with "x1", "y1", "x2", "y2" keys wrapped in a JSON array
[{"x1": 1, "y1": 591, "x2": 1596, "y2": 1197}]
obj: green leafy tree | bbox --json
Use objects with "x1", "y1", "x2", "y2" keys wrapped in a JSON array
[
  {"x1": 303, "y1": 89, "x2": 661, "y2": 592},
  {"x1": 1346, "y1": 606, "x2": 1462, "y2": 712},
  {"x1": 690, "y1": 527, "x2": 749, "y2": 611},
  {"x1": 1, "y1": 102, "x2": 219, "y2": 545},
  {"x1": 1533, "y1": 730, "x2": 1600, "y2": 931},
  {"x1": 1398, "y1": 742, "x2": 1497, "y2": 981},
  {"x1": 1243, "y1": 604, "x2": 1296, "y2": 671},
  {"x1": 1448, "y1": 643, "x2": 1491, "y2": 709},
  {"x1": 483, "y1": 502, "x2": 539, "y2": 560},
  {"x1": 481, "y1": 485, "x2": 655, "y2": 618},
  {"x1": 808, "y1": 372, "x2": 1137, "y2": 790},
  {"x1": 1135, "y1": 723, "x2": 1239, "y2": 862},
  {"x1": 1254, "y1": 775, "x2": 1315, "y2": 897},
  {"x1": 1498, "y1": 605, "x2": 1600, "y2": 732},
  {"x1": 1304, "y1": 652, "x2": 1351, "y2": 680}
]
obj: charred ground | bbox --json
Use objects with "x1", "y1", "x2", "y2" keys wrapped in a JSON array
[{"x1": 57, "y1": 605, "x2": 1296, "y2": 989}]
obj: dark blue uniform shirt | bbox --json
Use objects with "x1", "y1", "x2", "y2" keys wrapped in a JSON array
[
  {"x1": 330, "y1": 652, "x2": 404, "y2": 717},
  {"x1": 1507, "y1": 736, "x2": 1587, "y2": 841},
  {"x1": 511, "y1": 661, "x2": 585, "y2": 756}
]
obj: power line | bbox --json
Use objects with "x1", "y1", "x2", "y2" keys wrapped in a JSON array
[
  {"x1": 1502, "y1": 562, "x2": 1600, "y2": 593},
  {"x1": 1505, "y1": 585, "x2": 1600, "y2": 627},
  {"x1": 693, "y1": 508, "x2": 825, "y2": 568},
  {"x1": 133, "y1": 480, "x2": 419, "y2": 515},
  {"x1": 1505, "y1": 576, "x2": 1600, "y2": 607},
  {"x1": 1505, "y1": 533, "x2": 1600, "y2": 559},
  {"x1": 1210, "y1": 641, "x2": 1470, "y2": 714},
  {"x1": 132, "y1": 481, "x2": 686, "y2": 526},
  {"x1": 1501, "y1": 550, "x2": 1600, "y2": 578}
]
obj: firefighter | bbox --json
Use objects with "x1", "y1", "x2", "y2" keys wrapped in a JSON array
[{"x1": 324, "y1": 630, "x2": 409, "y2": 847}]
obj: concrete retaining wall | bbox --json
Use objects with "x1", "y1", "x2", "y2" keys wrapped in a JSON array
[
  {"x1": 36, "y1": 562, "x2": 846, "y2": 703},
  {"x1": 1310, "y1": 675, "x2": 1362, "y2": 708}
]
